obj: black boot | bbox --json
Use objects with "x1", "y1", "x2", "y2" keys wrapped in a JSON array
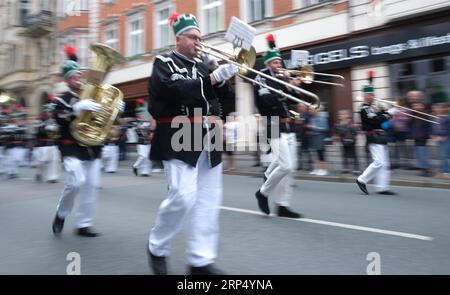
[
  {"x1": 255, "y1": 190, "x2": 270, "y2": 215},
  {"x1": 75, "y1": 227, "x2": 100, "y2": 237},
  {"x1": 52, "y1": 214, "x2": 65, "y2": 235},
  {"x1": 277, "y1": 206, "x2": 302, "y2": 219},
  {"x1": 147, "y1": 245, "x2": 168, "y2": 275},
  {"x1": 189, "y1": 264, "x2": 225, "y2": 275}
]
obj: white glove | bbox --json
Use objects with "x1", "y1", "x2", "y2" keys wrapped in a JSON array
[
  {"x1": 212, "y1": 63, "x2": 238, "y2": 83},
  {"x1": 203, "y1": 53, "x2": 220, "y2": 71},
  {"x1": 44, "y1": 124, "x2": 58, "y2": 132},
  {"x1": 387, "y1": 107, "x2": 398, "y2": 116},
  {"x1": 73, "y1": 99, "x2": 102, "y2": 116},
  {"x1": 118, "y1": 101, "x2": 125, "y2": 113}
]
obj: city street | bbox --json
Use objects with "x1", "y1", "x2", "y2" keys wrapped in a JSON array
[{"x1": 1, "y1": 163, "x2": 449, "y2": 275}]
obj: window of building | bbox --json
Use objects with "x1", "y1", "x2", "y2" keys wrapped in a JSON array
[
  {"x1": 104, "y1": 24, "x2": 119, "y2": 51},
  {"x1": 78, "y1": 35, "x2": 88, "y2": 67},
  {"x1": 294, "y1": 0, "x2": 328, "y2": 9},
  {"x1": 127, "y1": 13, "x2": 144, "y2": 56},
  {"x1": 155, "y1": 5, "x2": 174, "y2": 49},
  {"x1": 200, "y1": 0, "x2": 223, "y2": 35},
  {"x1": 247, "y1": 0, "x2": 266, "y2": 22}
]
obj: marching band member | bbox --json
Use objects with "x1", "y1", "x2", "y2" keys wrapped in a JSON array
[
  {"x1": 34, "y1": 105, "x2": 60, "y2": 183},
  {"x1": 356, "y1": 82, "x2": 397, "y2": 195},
  {"x1": 253, "y1": 34, "x2": 303, "y2": 219},
  {"x1": 102, "y1": 125, "x2": 120, "y2": 173},
  {"x1": 51, "y1": 46, "x2": 125, "y2": 237},
  {"x1": 3, "y1": 114, "x2": 27, "y2": 179},
  {"x1": 146, "y1": 12, "x2": 236, "y2": 275},
  {"x1": 132, "y1": 107, "x2": 152, "y2": 177}
]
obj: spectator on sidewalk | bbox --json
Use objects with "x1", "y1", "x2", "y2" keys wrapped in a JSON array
[
  {"x1": 308, "y1": 107, "x2": 329, "y2": 176},
  {"x1": 409, "y1": 102, "x2": 433, "y2": 177},
  {"x1": 431, "y1": 103, "x2": 449, "y2": 177},
  {"x1": 296, "y1": 103, "x2": 313, "y2": 171},
  {"x1": 390, "y1": 97, "x2": 412, "y2": 169},
  {"x1": 335, "y1": 109, "x2": 360, "y2": 174}
]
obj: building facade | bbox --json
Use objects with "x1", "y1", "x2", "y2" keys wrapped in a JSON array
[{"x1": 0, "y1": 0, "x2": 60, "y2": 116}]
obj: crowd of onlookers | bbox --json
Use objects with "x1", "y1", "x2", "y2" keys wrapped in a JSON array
[{"x1": 224, "y1": 90, "x2": 449, "y2": 179}]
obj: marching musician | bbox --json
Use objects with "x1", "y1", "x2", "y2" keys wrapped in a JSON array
[
  {"x1": 34, "y1": 105, "x2": 60, "y2": 183},
  {"x1": 132, "y1": 107, "x2": 152, "y2": 177},
  {"x1": 356, "y1": 83, "x2": 397, "y2": 195},
  {"x1": 253, "y1": 34, "x2": 303, "y2": 219},
  {"x1": 146, "y1": 12, "x2": 237, "y2": 275},
  {"x1": 50, "y1": 46, "x2": 125, "y2": 237},
  {"x1": 102, "y1": 125, "x2": 120, "y2": 173},
  {"x1": 3, "y1": 114, "x2": 27, "y2": 179}
]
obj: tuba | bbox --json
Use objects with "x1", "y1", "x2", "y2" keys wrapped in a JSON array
[{"x1": 71, "y1": 43, "x2": 125, "y2": 146}]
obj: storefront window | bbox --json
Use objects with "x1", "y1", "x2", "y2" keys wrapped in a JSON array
[{"x1": 390, "y1": 56, "x2": 450, "y2": 104}]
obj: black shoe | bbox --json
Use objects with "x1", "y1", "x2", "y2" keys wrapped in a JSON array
[
  {"x1": 147, "y1": 246, "x2": 168, "y2": 275},
  {"x1": 356, "y1": 179, "x2": 369, "y2": 195},
  {"x1": 141, "y1": 174, "x2": 150, "y2": 177},
  {"x1": 263, "y1": 174, "x2": 267, "y2": 183},
  {"x1": 133, "y1": 167, "x2": 138, "y2": 176},
  {"x1": 376, "y1": 190, "x2": 397, "y2": 195},
  {"x1": 35, "y1": 174, "x2": 42, "y2": 182},
  {"x1": 76, "y1": 227, "x2": 100, "y2": 237},
  {"x1": 47, "y1": 179, "x2": 58, "y2": 183},
  {"x1": 255, "y1": 190, "x2": 270, "y2": 215},
  {"x1": 189, "y1": 264, "x2": 225, "y2": 275},
  {"x1": 277, "y1": 206, "x2": 302, "y2": 219},
  {"x1": 52, "y1": 214, "x2": 65, "y2": 235}
]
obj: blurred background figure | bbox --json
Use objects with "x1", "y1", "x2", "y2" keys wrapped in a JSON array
[
  {"x1": 3, "y1": 115, "x2": 27, "y2": 179},
  {"x1": 409, "y1": 102, "x2": 433, "y2": 177},
  {"x1": 335, "y1": 109, "x2": 359, "y2": 174},
  {"x1": 102, "y1": 125, "x2": 120, "y2": 173},
  {"x1": 224, "y1": 112, "x2": 238, "y2": 171},
  {"x1": 431, "y1": 103, "x2": 449, "y2": 178},
  {"x1": 308, "y1": 107, "x2": 329, "y2": 176},
  {"x1": 117, "y1": 121, "x2": 128, "y2": 161},
  {"x1": 34, "y1": 105, "x2": 60, "y2": 183},
  {"x1": 389, "y1": 97, "x2": 412, "y2": 169},
  {"x1": 132, "y1": 107, "x2": 152, "y2": 177},
  {"x1": 296, "y1": 103, "x2": 313, "y2": 172}
]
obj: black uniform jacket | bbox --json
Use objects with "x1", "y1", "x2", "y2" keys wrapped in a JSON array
[
  {"x1": 53, "y1": 91, "x2": 102, "y2": 160},
  {"x1": 253, "y1": 67, "x2": 300, "y2": 138},
  {"x1": 360, "y1": 102, "x2": 391, "y2": 145},
  {"x1": 148, "y1": 51, "x2": 232, "y2": 167}
]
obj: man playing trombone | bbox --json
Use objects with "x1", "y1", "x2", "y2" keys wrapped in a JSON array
[
  {"x1": 356, "y1": 84, "x2": 397, "y2": 195},
  {"x1": 146, "y1": 12, "x2": 237, "y2": 275},
  {"x1": 253, "y1": 34, "x2": 303, "y2": 219}
]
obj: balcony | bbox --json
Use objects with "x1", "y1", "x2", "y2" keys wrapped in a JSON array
[{"x1": 21, "y1": 10, "x2": 55, "y2": 38}]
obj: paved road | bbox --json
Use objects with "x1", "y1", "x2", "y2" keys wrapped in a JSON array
[{"x1": 0, "y1": 164, "x2": 449, "y2": 275}]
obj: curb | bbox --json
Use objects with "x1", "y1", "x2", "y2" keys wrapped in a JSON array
[{"x1": 224, "y1": 171, "x2": 450, "y2": 190}]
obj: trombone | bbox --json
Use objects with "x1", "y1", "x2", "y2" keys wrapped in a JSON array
[
  {"x1": 277, "y1": 65, "x2": 345, "y2": 87},
  {"x1": 375, "y1": 98, "x2": 440, "y2": 125},
  {"x1": 196, "y1": 42, "x2": 321, "y2": 110}
]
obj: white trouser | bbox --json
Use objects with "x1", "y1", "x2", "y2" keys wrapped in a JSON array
[
  {"x1": 30, "y1": 148, "x2": 39, "y2": 167},
  {"x1": 56, "y1": 157, "x2": 101, "y2": 228},
  {"x1": 133, "y1": 144, "x2": 151, "y2": 175},
  {"x1": 17, "y1": 147, "x2": 28, "y2": 167},
  {"x1": 5, "y1": 147, "x2": 21, "y2": 175},
  {"x1": 149, "y1": 150, "x2": 223, "y2": 267},
  {"x1": 102, "y1": 145, "x2": 119, "y2": 172},
  {"x1": 0, "y1": 147, "x2": 5, "y2": 174},
  {"x1": 358, "y1": 143, "x2": 391, "y2": 192},
  {"x1": 261, "y1": 132, "x2": 297, "y2": 206},
  {"x1": 36, "y1": 146, "x2": 60, "y2": 181}
]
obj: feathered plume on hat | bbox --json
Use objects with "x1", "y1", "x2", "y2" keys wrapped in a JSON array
[
  {"x1": 367, "y1": 70, "x2": 375, "y2": 84},
  {"x1": 263, "y1": 34, "x2": 281, "y2": 64},
  {"x1": 64, "y1": 45, "x2": 78, "y2": 62},
  {"x1": 61, "y1": 45, "x2": 81, "y2": 80},
  {"x1": 362, "y1": 70, "x2": 376, "y2": 95},
  {"x1": 266, "y1": 34, "x2": 276, "y2": 49}
]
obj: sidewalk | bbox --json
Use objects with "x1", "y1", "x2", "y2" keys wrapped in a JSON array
[{"x1": 222, "y1": 149, "x2": 450, "y2": 190}]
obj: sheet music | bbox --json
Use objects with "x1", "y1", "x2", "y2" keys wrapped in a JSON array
[{"x1": 225, "y1": 17, "x2": 256, "y2": 51}]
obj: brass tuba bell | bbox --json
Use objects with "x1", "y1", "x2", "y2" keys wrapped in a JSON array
[{"x1": 71, "y1": 43, "x2": 126, "y2": 146}]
